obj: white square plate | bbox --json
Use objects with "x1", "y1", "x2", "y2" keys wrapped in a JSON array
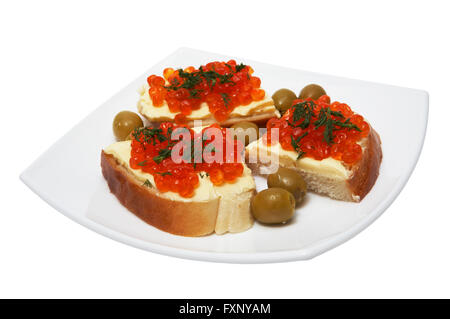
[{"x1": 20, "y1": 48, "x2": 428, "y2": 263}]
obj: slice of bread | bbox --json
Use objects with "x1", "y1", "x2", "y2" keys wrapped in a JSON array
[
  {"x1": 101, "y1": 141, "x2": 255, "y2": 236},
  {"x1": 245, "y1": 127, "x2": 382, "y2": 202},
  {"x1": 137, "y1": 84, "x2": 280, "y2": 127}
]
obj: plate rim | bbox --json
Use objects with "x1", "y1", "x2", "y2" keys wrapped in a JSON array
[{"x1": 19, "y1": 47, "x2": 429, "y2": 263}]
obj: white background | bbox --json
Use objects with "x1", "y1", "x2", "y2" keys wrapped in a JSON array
[{"x1": 1, "y1": 0, "x2": 448, "y2": 298}]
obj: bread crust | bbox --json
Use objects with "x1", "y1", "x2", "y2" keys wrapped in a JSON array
[
  {"x1": 346, "y1": 127, "x2": 382, "y2": 201},
  {"x1": 101, "y1": 151, "x2": 219, "y2": 236}
]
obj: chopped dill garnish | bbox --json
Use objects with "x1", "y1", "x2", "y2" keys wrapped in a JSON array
[
  {"x1": 163, "y1": 63, "x2": 248, "y2": 97},
  {"x1": 289, "y1": 101, "x2": 361, "y2": 146},
  {"x1": 153, "y1": 148, "x2": 172, "y2": 164},
  {"x1": 199, "y1": 172, "x2": 210, "y2": 179},
  {"x1": 220, "y1": 93, "x2": 231, "y2": 108},
  {"x1": 156, "y1": 172, "x2": 172, "y2": 176},
  {"x1": 143, "y1": 179, "x2": 153, "y2": 188},
  {"x1": 290, "y1": 132, "x2": 309, "y2": 159}
]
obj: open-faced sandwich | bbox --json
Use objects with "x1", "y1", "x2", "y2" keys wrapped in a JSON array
[
  {"x1": 137, "y1": 60, "x2": 279, "y2": 127},
  {"x1": 103, "y1": 71, "x2": 382, "y2": 236},
  {"x1": 102, "y1": 122, "x2": 255, "y2": 236},
  {"x1": 246, "y1": 85, "x2": 382, "y2": 202}
]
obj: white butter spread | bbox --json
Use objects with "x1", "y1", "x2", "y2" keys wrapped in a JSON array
[
  {"x1": 137, "y1": 83, "x2": 277, "y2": 121},
  {"x1": 246, "y1": 139, "x2": 350, "y2": 179}
]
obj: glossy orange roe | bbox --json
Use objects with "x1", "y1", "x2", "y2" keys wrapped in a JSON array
[
  {"x1": 129, "y1": 122, "x2": 244, "y2": 198},
  {"x1": 264, "y1": 95, "x2": 370, "y2": 165},
  {"x1": 146, "y1": 60, "x2": 265, "y2": 122}
]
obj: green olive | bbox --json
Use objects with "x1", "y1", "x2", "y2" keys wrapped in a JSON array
[
  {"x1": 113, "y1": 111, "x2": 144, "y2": 141},
  {"x1": 231, "y1": 121, "x2": 259, "y2": 146},
  {"x1": 298, "y1": 84, "x2": 327, "y2": 100},
  {"x1": 251, "y1": 188, "x2": 295, "y2": 224},
  {"x1": 272, "y1": 88, "x2": 297, "y2": 114},
  {"x1": 267, "y1": 168, "x2": 307, "y2": 203}
]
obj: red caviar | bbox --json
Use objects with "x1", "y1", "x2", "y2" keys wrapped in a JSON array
[
  {"x1": 129, "y1": 122, "x2": 244, "y2": 198},
  {"x1": 264, "y1": 95, "x2": 370, "y2": 165},
  {"x1": 146, "y1": 61, "x2": 266, "y2": 122}
]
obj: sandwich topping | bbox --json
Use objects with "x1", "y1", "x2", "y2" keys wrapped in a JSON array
[
  {"x1": 129, "y1": 122, "x2": 244, "y2": 198},
  {"x1": 263, "y1": 95, "x2": 370, "y2": 165},
  {"x1": 146, "y1": 60, "x2": 266, "y2": 123}
]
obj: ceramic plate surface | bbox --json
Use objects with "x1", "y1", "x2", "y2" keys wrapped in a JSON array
[{"x1": 20, "y1": 48, "x2": 428, "y2": 263}]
